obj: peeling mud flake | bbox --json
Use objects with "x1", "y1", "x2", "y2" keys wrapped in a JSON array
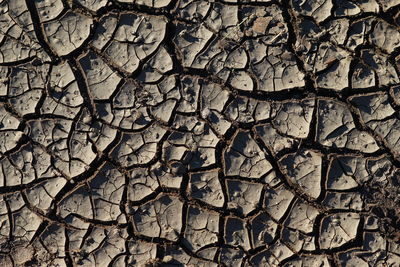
[
  {"x1": 271, "y1": 98, "x2": 315, "y2": 139},
  {"x1": 184, "y1": 205, "x2": 219, "y2": 252},
  {"x1": 319, "y1": 212, "x2": 360, "y2": 249},
  {"x1": 279, "y1": 149, "x2": 322, "y2": 199},
  {"x1": 105, "y1": 13, "x2": 166, "y2": 74},
  {"x1": 292, "y1": 0, "x2": 333, "y2": 23},
  {"x1": 226, "y1": 179, "x2": 263, "y2": 216},
  {"x1": 371, "y1": 20, "x2": 400, "y2": 54},
  {"x1": 132, "y1": 194, "x2": 183, "y2": 241},
  {"x1": 79, "y1": 50, "x2": 121, "y2": 100},
  {"x1": 264, "y1": 184, "x2": 295, "y2": 221},
  {"x1": 224, "y1": 131, "x2": 273, "y2": 179},
  {"x1": 44, "y1": 11, "x2": 92, "y2": 56},
  {"x1": 316, "y1": 98, "x2": 379, "y2": 152},
  {"x1": 76, "y1": 0, "x2": 108, "y2": 12},
  {"x1": 189, "y1": 170, "x2": 225, "y2": 208},
  {"x1": 285, "y1": 199, "x2": 319, "y2": 233}
]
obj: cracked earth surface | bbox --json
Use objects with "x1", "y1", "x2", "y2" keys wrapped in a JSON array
[{"x1": 1, "y1": 0, "x2": 400, "y2": 266}]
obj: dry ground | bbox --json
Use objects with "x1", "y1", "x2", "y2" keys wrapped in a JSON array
[{"x1": 0, "y1": 0, "x2": 400, "y2": 266}]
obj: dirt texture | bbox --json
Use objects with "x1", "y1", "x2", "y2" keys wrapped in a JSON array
[{"x1": 0, "y1": 0, "x2": 400, "y2": 266}]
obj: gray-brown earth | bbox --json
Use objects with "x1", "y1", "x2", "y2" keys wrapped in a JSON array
[{"x1": 0, "y1": 0, "x2": 400, "y2": 266}]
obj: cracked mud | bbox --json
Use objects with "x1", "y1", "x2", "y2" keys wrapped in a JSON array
[{"x1": 1, "y1": 0, "x2": 400, "y2": 266}]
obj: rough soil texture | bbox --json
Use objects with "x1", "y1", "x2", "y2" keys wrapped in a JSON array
[{"x1": 1, "y1": 0, "x2": 400, "y2": 266}]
